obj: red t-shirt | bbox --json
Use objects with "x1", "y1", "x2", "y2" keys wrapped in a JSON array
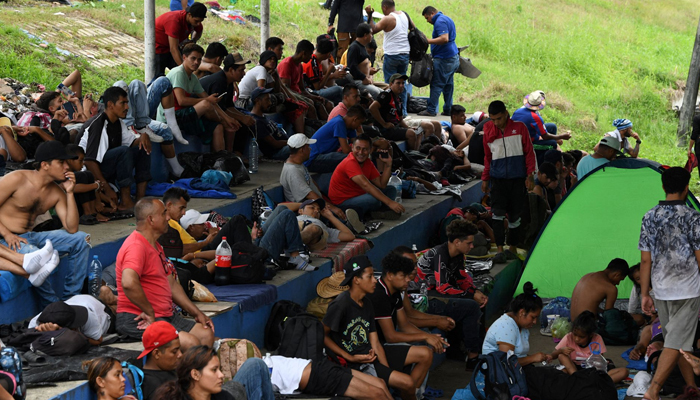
[
  {"x1": 329, "y1": 153, "x2": 381, "y2": 204},
  {"x1": 154, "y1": 11, "x2": 203, "y2": 55},
  {"x1": 116, "y1": 231, "x2": 175, "y2": 318},
  {"x1": 277, "y1": 57, "x2": 304, "y2": 93}
]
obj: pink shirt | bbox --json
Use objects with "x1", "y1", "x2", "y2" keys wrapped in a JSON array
[
  {"x1": 328, "y1": 102, "x2": 349, "y2": 121},
  {"x1": 556, "y1": 333, "x2": 607, "y2": 365}
]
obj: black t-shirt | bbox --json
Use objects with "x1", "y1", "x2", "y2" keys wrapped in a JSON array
[
  {"x1": 467, "y1": 118, "x2": 490, "y2": 165},
  {"x1": 200, "y1": 70, "x2": 235, "y2": 110},
  {"x1": 375, "y1": 90, "x2": 402, "y2": 126},
  {"x1": 366, "y1": 278, "x2": 403, "y2": 343},
  {"x1": 323, "y1": 290, "x2": 376, "y2": 356},
  {"x1": 184, "y1": 391, "x2": 235, "y2": 400},
  {"x1": 253, "y1": 115, "x2": 288, "y2": 157},
  {"x1": 347, "y1": 40, "x2": 369, "y2": 81},
  {"x1": 142, "y1": 369, "x2": 176, "y2": 400}
]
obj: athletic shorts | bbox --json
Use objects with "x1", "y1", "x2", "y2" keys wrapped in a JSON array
[
  {"x1": 655, "y1": 296, "x2": 700, "y2": 350},
  {"x1": 380, "y1": 126, "x2": 409, "y2": 141},
  {"x1": 371, "y1": 344, "x2": 411, "y2": 384},
  {"x1": 174, "y1": 106, "x2": 218, "y2": 142},
  {"x1": 116, "y1": 312, "x2": 196, "y2": 340},
  {"x1": 305, "y1": 357, "x2": 353, "y2": 396}
]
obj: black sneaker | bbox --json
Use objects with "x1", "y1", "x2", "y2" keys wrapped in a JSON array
[{"x1": 417, "y1": 110, "x2": 437, "y2": 117}]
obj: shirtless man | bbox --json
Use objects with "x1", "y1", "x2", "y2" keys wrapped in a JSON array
[
  {"x1": 0, "y1": 140, "x2": 91, "y2": 306},
  {"x1": 570, "y1": 258, "x2": 630, "y2": 321}
]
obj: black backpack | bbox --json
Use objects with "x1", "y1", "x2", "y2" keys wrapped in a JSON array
[
  {"x1": 524, "y1": 366, "x2": 617, "y2": 400},
  {"x1": 597, "y1": 308, "x2": 638, "y2": 346},
  {"x1": 29, "y1": 328, "x2": 91, "y2": 357},
  {"x1": 410, "y1": 54, "x2": 433, "y2": 88},
  {"x1": 229, "y1": 242, "x2": 269, "y2": 284},
  {"x1": 264, "y1": 300, "x2": 304, "y2": 351},
  {"x1": 404, "y1": 12, "x2": 429, "y2": 62},
  {"x1": 277, "y1": 313, "x2": 325, "y2": 361}
]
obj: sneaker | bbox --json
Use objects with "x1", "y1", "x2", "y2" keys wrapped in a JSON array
[
  {"x1": 441, "y1": 111, "x2": 451, "y2": 116},
  {"x1": 493, "y1": 252, "x2": 507, "y2": 264},
  {"x1": 135, "y1": 126, "x2": 164, "y2": 143},
  {"x1": 289, "y1": 255, "x2": 318, "y2": 271},
  {"x1": 345, "y1": 209, "x2": 366, "y2": 234},
  {"x1": 540, "y1": 326, "x2": 553, "y2": 337},
  {"x1": 417, "y1": 110, "x2": 437, "y2": 117}
]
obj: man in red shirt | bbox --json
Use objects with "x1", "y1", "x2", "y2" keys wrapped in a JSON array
[
  {"x1": 278, "y1": 40, "x2": 333, "y2": 119},
  {"x1": 154, "y1": 2, "x2": 207, "y2": 77},
  {"x1": 329, "y1": 134, "x2": 405, "y2": 219},
  {"x1": 115, "y1": 198, "x2": 214, "y2": 351}
]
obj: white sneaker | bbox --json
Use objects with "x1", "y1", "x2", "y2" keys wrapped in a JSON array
[{"x1": 135, "y1": 126, "x2": 164, "y2": 143}]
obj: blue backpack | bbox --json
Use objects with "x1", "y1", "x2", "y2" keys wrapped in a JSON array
[
  {"x1": 122, "y1": 361, "x2": 144, "y2": 400},
  {"x1": 470, "y1": 351, "x2": 527, "y2": 400},
  {"x1": 0, "y1": 347, "x2": 25, "y2": 399}
]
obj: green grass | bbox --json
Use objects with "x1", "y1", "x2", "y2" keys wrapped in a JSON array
[{"x1": 1, "y1": 0, "x2": 699, "y2": 180}]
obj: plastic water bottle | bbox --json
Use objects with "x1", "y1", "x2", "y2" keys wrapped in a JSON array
[
  {"x1": 248, "y1": 139, "x2": 259, "y2": 174},
  {"x1": 214, "y1": 237, "x2": 232, "y2": 286},
  {"x1": 88, "y1": 255, "x2": 102, "y2": 298},
  {"x1": 585, "y1": 342, "x2": 607, "y2": 372},
  {"x1": 388, "y1": 171, "x2": 402, "y2": 203},
  {"x1": 420, "y1": 282, "x2": 428, "y2": 296},
  {"x1": 411, "y1": 244, "x2": 418, "y2": 252},
  {"x1": 263, "y1": 353, "x2": 273, "y2": 375}
]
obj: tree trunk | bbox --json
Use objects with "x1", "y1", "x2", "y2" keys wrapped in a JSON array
[{"x1": 260, "y1": 0, "x2": 270, "y2": 53}]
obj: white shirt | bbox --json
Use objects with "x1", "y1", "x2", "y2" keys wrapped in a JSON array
[
  {"x1": 238, "y1": 66, "x2": 274, "y2": 99},
  {"x1": 29, "y1": 295, "x2": 111, "y2": 341},
  {"x1": 383, "y1": 11, "x2": 410, "y2": 55},
  {"x1": 270, "y1": 356, "x2": 310, "y2": 394}
]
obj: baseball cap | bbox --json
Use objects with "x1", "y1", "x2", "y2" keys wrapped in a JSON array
[
  {"x1": 251, "y1": 87, "x2": 273, "y2": 102},
  {"x1": 301, "y1": 198, "x2": 326, "y2": 210},
  {"x1": 340, "y1": 255, "x2": 373, "y2": 286},
  {"x1": 37, "y1": 301, "x2": 88, "y2": 329},
  {"x1": 138, "y1": 321, "x2": 179, "y2": 359},
  {"x1": 223, "y1": 53, "x2": 251, "y2": 70},
  {"x1": 598, "y1": 136, "x2": 622, "y2": 152},
  {"x1": 472, "y1": 111, "x2": 485, "y2": 123},
  {"x1": 389, "y1": 73, "x2": 409, "y2": 83},
  {"x1": 34, "y1": 141, "x2": 79, "y2": 164},
  {"x1": 187, "y1": 2, "x2": 208, "y2": 19},
  {"x1": 180, "y1": 209, "x2": 210, "y2": 230},
  {"x1": 259, "y1": 50, "x2": 277, "y2": 66},
  {"x1": 287, "y1": 133, "x2": 317, "y2": 149}
]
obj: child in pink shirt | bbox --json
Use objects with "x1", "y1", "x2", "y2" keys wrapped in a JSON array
[{"x1": 553, "y1": 311, "x2": 629, "y2": 383}]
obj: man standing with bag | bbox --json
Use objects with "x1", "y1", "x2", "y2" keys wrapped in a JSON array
[
  {"x1": 419, "y1": 6, "x2": 459, "y2": 117},
  {"x1": 365, "y1": 0, "x2": 411, "y2": 117},
  {"x1": 328, "y1": 0, "x2": 366, "y2": 59}
]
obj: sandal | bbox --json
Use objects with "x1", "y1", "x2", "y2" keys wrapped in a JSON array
[
  {"x1": 112, "y1": 208, "x2": 135, "y2": 220},
  {"x1": 79, "y1": 214, "x2": 98, "y2": 225}
]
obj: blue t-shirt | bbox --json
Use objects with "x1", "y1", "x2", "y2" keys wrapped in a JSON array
[
  {"x1": 170, "y1": 0, "x2": 194, "y2": 11},
  {"x1": 305, "y1": 115, "x2": 357, "y2": 166},
  {"x1": 430, "y1": 12, "x2": 458, "y2": 59},
  {"x1": 576, "y1": 155, "x2": 610, "y2": 180},
  {"x1": 482, "y1": 314, "x2": 529, "y2": 358}
]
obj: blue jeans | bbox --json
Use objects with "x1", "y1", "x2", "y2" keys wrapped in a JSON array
[
  {"x1": 258, "y1": 206, "x2": 305, "y2": 260},
  {"x1": 428, "y1": 55, "x2": 460, "y2": 114},
  {"x1": 314, "y1": 86, "x2": 343, "y2": 104},
  {"x1": 339, "y1": 186, "x2": 397, "y2": 218},
  {"x1": 306, "y1": 152, "x2": 348, "y2": 173},
  {"x1": 428, "y1": 297, "x2": 482, "y2": 352},
  {"x1": 123, "y1": 79, "x2": 175, "y2": 143},
  {"x1": 146, "y1": 77, "x2": 174, "y2": 120},
  {"x1": 100, "y1": 146, "x2": 151, "y2": 189},
  {"x1": 232, "y1": 358, "x2": 274, "y2": 400},
  {"x1": 383, "y1": 53, "x2": 410, "y2": 116},
  {"x1": 1, "y1": 230, "x2": 91, "y2": 307}
]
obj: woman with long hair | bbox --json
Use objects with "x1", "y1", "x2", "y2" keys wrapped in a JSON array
[
  {"x1": 84, "y1": 357, "x2": 137, "y2": 400},
  {"x1": 153, "y1": 345, "x2": 233, "y2": 400}
]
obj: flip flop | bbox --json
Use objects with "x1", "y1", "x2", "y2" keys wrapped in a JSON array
[{"x1": 111, "y1": 208, "x2": 134, "y2": 220}]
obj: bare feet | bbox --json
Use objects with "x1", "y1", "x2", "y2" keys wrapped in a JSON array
[
  {"x1": 681, "y1": 349, "x2": 700, "y2": 376},
  {"x1": 96, "y1": 213, "x2": 110, "y2": 222}
]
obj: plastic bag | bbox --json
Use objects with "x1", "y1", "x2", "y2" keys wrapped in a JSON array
[{"x1": 551, "y1": 317, "x2": 572, "y2": 340}]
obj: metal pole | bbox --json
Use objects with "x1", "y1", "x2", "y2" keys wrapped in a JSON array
[
  {"x1": 678, "y1": 13, "x2": 700, "y2": 146},
  {"x1": 144, "y1": 0, "x2": 157, "y2": 83},
  {"x1": 260, "y1": 0, "x2": 270, "y2": 53}
]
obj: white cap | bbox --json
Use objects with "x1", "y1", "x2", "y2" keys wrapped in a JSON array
[
  {"x1": 287, "y1": 133, "x2": 317, "y2": 149},
  {"x1": 180, "y1": 209, "x2": 210, "y2": 230}
]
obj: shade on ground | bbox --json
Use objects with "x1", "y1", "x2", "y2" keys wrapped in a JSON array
[{"x1": 517, "y1": 159, "x2": 689, "y2": 299}]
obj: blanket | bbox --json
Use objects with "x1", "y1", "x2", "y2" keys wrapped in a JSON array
[
  {"x1": 310, "y1": 239, "x2": 371, "y2": 272},
  {"x1": 204, "y1": 283, "x2": 277, "y2": 312},
  {"x1": 144, "y1": 178, "x2": 236, "y2": 199}
]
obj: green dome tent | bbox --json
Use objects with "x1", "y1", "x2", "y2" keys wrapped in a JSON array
[{"x1": 516, "y1": 158, "x2": 699, "y2": 299}]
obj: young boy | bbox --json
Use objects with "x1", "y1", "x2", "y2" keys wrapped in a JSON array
[
  {"x1": 65, "y1": 144, "x2": 111, "y2": 224},
  {"x1": 323, "y1": 255, "x2": 420, "y2": 400},
  {"x1": 570, "y1": 258, "x2": 630, "y2": 321}
]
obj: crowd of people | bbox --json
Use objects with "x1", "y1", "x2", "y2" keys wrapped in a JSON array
[{"x1": 3, "y1": 0, "x2": 699, "y2": 399}]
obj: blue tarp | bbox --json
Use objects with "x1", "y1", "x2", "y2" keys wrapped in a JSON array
[{"x1": 145, "y1": 178, "x2": 236, "y2": 199}]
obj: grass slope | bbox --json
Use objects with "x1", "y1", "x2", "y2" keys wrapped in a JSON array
[{"x1": 1, "y1": 0, "x2": 698, "y2": 171}]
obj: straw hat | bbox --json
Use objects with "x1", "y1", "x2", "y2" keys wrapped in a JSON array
[{"x1": 316, "y1": 271, "x2": 349, "y2": 298}]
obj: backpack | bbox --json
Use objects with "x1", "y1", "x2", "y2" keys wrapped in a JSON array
[
  {"x1": 229, "y1": 242, "x2": 269, "y2": 284},
  {"x1": 218, "y1": 339, "x2": 262, "y2": 382},
  {"x1": 470, "y1": 351, "x2": 527, "y2": 400},
  {"x1": 29, "y1": 328, "x2": 90, "y2": 357},
  {"x1": 264, "y1": 300, "x2": 304, "y2": 351},
  {"x1": 647, "y1": 349, "x2": 700, "y2": 395},
  {"x1": 410, "y1": 54, "x2": 433, "y2": 88},
  {"x1": 404, "y1": 12, "x2": 429, "y2": 62},
  {"x1": 524, "y1": 365, "x2": 617, "y2": 400},
  {"x1": 0, "y1": 347, "x2": 25, "y2": 400},
  {"x1": 597, "y1": 308, "x2": 638, "y2": 346},
  {"x1": 121, "y1": 361, "x2": 144, "y2": 400},
  {"x1": 277, "y1": 313, "x2": 325, "y2": 361}
]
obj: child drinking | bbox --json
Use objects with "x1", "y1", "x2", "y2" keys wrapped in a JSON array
[{"x1": 553, "y1": 311, "x2": 629, "y2": 383}]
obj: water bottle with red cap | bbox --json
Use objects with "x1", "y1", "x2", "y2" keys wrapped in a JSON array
[{"x1": 215, "y1": 237, "x2": 233, "y2": 286}]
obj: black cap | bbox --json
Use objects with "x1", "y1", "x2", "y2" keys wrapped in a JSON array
[
  {"x1": 34, "y1": 141, "x2": 78, "y2": 164},
  {"x1": 543, "y1": 149, "x2": 562, "y2": 165},
  {"x1": 187, "y1": 2, "x2": 207, "y2": 19},
  {"x1": 340, "y1": 255, "x2": 373, "y2": 286},
  {"x1": 300, "y1": 198, "x2": 326, "y2": 210},
  {"x1": 251, "y1": 87, "x2": 273, "y2": 102},
  {"x1": 37, "y1": 301, "x2": 88, "y2": 329},
  {"x1": 259, "y1": 50, "x2": 277, "y2": 66},
  {"x1": 538, "y1": 162, "x2": 558, "y2": 181}
]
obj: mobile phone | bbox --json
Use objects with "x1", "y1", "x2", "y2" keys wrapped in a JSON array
[
  {"x1": 379, "y1": 151, "x2": 389, "y2": 159},
  {"x1": 217, "y1": 92, "x2": 228, "y2": 99},
  {"x1": 57, "y1": 83, "x2": 74, "y2": 97}
]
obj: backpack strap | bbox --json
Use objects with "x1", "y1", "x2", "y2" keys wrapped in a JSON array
[
  {"x1": 647, "y1": 349, "x2": 663, "y2": 374},
  {"x1": 122, "y1": 361, "x2": 145, "y2": 400},
  {"x1": 404, "y1": 11, "x2": 415, "y2": 31},
  {"x1": 469, "y1": 357, "x2": 488, "y2": 400}
]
